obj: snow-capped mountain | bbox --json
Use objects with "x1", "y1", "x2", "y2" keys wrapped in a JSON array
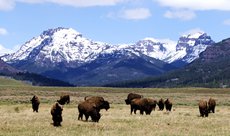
[
  {"x1": 2, "y1": 27, "x2": 214, "y2": 66},
  {"x1": 0, "y1": 27, "x2": 215, "y2": 86},
  {"x1": 2, "y1": 27, "x2": 112, "y2": 67}
]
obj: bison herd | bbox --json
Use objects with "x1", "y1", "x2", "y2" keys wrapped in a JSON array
[
  {"x1": 125, "y1": 93, "x2": 173, "y2": 115},
  {"x1": 30, "y1": 93, "x2": 216, "y2": 127}
]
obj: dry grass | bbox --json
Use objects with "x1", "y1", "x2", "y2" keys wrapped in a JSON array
[{"x1": 0, "y1": 86, "x2": 230, "y2": 136}]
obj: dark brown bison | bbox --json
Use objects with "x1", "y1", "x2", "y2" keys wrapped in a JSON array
[
  {"x1": 208, "y1": 98, "x2": 216, "y2": 113},
  {"x1": 144, "y1": 98, "x2": 157, "y2": 115},
  {"x1": 158, "y1": 98, "x2": 164, "y2": 111},
  {"x1": 84, "y1": 96, "x2": 110, "y2": 111},
  {"x1": 130, "y1": 98, "x2": 157, "y2": 115},
  {"x1": 51, "y1": 102, "x2": 63, "y2": 126},
  {"x1": 31, "y1": 95, "x2": 40, "y2": 112},
  {"x1": 165, "y1": 98, "x2": 172, "y2": 111},
  {"x1": 57, "y1": 94, "x2": 70, "y2": 105},
  {"x1": 198, "y1": 100, "x2": 209, "y2": 117},
  {"x1": 125, "y1": 93, "x2": 142, "y2": 105},
  {"x1": 78, "y1": 101, "x2": 101, "y2": 122}
]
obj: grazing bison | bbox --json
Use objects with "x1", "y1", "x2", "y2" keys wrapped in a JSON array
[
  {"x1": 51, "y1": 102, "x2": 63, "y2": 126},
  {"x1": 130, "y1": 98, "x2": 157, "y2": 115},
  {"x1": 158, "y1": 98, "x2": 164, "y2": 111},
  {"x1": 198, "y1": 100, "x2": 209, "y2": 117},
  {"x1": 165, "y1": 98, "x2": 172, "y2": 111},
  {"x1": 78, "y1": 101, "x2": 101, "y2": 122},
  {"x1": 208, "y1": 98, "x2": 216, "y2": 113},
  {"x1": 57, "y1": 94, "x2": 70, "y2": 105},
  {"x1": 31, "y1": 95, "x2": 40, "y2": 112},
  {"x1": 144, "y1": 98, "x2": 157, "y2": 115},
  {"x1": 125, "y1": 93, "x2": 142, "y2": 105},
  {"x1": 85, "y1": 96, "x2": 110, "y2": 111}
]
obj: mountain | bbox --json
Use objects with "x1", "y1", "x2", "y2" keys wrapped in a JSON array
[
  {"x1": 0, "y1": 27, "x2": 214, "y2": 86},
  {"x1": 42, "y1": 50, "x2": 175, "y2": 86},
  {"x1": 105, "y1": 38, "x2": 230, "y2": 88}
]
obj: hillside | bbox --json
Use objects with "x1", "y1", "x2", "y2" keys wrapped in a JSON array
[{"x1": 0, "y1": 76, "x2": 28, "y2": 86}]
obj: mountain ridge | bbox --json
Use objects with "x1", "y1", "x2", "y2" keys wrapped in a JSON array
[{"x1": 0, "y1": 27, "x2": 215, "y2": 86}]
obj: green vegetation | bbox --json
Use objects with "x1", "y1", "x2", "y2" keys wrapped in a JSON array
[{"x1": 0, "y1": 79, "x2": 230, "y2": 135}]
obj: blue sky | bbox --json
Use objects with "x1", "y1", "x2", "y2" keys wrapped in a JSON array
[{"x1": 0, "y1": 0, "x2": 230, "y2": 55}]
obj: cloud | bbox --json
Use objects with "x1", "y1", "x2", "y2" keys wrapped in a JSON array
[
  {"x1": 0, "y1": 0, "x2": 15, "y2": 11},
  {"x1": 164, "y1": 10, "x2": 196, "y2": 21},
  {"x1": 154, "y1": 0, "x2": 230, "y2": 11},
  {"x1": 223, "y1": 19, "x2": 230, "y2": 25},
  {"x1": 108, "y1": 8, "x2": 151, "y2": 20},
  {"x1": 0, "y1": 28, "x2": 8, "y2": 35},
  {"x1": 0, "y1": 44, "x2": 13, "y2": 56},
  {"x1": 0, "y1": 0, "x2": 129, "y2": 11}
]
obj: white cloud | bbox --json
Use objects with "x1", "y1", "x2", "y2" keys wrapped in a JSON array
[
  {"x1": 0, "y1": 0, "x2": 128, "y2": 10},
  {"x1": 155, "y1": 0, "x2": 230, "y2": 11},
  {"x1": 0, "y1": 0, "x2": 15, "y2": 11},
  {"x1": 108, "y1": 8, "x2": 151, "y2": 20},
  {"x1": 0, "y1": 28, "x2": 8, "y2": 35},
  {"x1": 181, "y1": 28, "x2": 204, "y2": 36},
  {"x1": 223, "y1": 19, "x2": 230, "y2": 25},
  {"x1": 0, "y1": 44, "x2": 13, "y2": 56},
  {"x1": 164, "y1": 10, "x2": 196, "y2": 21}
]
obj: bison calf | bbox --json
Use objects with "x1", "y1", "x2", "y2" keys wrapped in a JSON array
[
  {"x1": 158, "y1": 98, "x2": 164, "y2": 111},
  {"x1": 31, "y1": 95, "x2": 40, "y2": 112},
  {"x1": 57, "y1": 94, "x2": 70, "y2": 105},
  {"x1": 51, "y1": 102, "x2": 63, "y2": 126},
  {"x1": 208, "y1": 98, "x2": 216, "y2": 113},
  {"x1": 199, "y1": 100, "x2": 209, "y2": 117},
  {"x1": 165, "y1": 98, "x2": 172, "y2": 111}
]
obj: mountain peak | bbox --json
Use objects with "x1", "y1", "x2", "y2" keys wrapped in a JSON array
[{"x1": 182, "y1": 31, "x2": 205, "y2": 39}]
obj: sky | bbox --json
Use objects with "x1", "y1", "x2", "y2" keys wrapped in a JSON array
[{"x1": 1, "y1": 0, "x2": 230, "y2": 55}]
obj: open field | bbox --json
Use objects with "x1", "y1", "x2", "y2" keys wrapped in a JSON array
[{"x1": 0, "y1": 81, "x2": 230, "y2": 135}]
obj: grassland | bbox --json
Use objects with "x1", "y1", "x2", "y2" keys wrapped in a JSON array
[{"x1": 0, "y1": 78, "x2": 230, "y2": 136}]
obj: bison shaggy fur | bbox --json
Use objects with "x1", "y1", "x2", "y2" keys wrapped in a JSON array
[
  {"x1": 51, "y1": 102, "x2": 63, "y2": 126},
  {"x1": 125, "y1": 93, "x2": 142, "y2": 105},
  {"x1": 158, "y1": 98, "x2": 164, "y2": 111},
  {"x1": 208, "y1": 98, "x2": 216, "y2": 113},
  {"x1": 198, "y1": 100, "x2": 209, "y2": 117},
  {"x1": 85, "y1": 96, "x2": 110, "y2": 111},
  {"x1": 130, "y1": 98, "x2": 157, "y2": 115},
  {"x1": 57, "y1": 94, "x2": 70, "y2": 105},
  {"x1": 78, "y1": 101, "x2": 101, "y2": 122},
  {"x1": 31, "y1": 95, "x2": 40, "y2": 112},
  {"x1": 164, "y1": 98, "x2": 172, "y2": 111}
]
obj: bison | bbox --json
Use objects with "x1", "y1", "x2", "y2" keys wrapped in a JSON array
[
  {"x1": 78, "y1": 101, "x2": 101, "y2": 122},
  {"x1": 125, "y1": 93, "x2": 142, "y2": 105},
  {"x1": 51, "y1": 102, "x2": 63, "y2": 126},
  {"x1": 57, "y1": 94, "x2": 70, "y2": 105},
  {"x1": 165, "y1": 98, "x2": 172, "y2": 111},
  {"x1": 84, "y1": 96, "x2": 110, "y2": 111},
  {"x1": 198, "y1": 100, "x2": 209, "y2": 117},
  {"x1": 31, "y1": 95, "x2": 40, "y2": 112},
  {"x1": 158, "y1": 98, "x2": 164, "y2": 111},
  {"x1": 208, "y1": 98, "x2": 216, "y2": 113},
  {"x1": 130, "y1": 98, "x2": 157, "y2": 115}
]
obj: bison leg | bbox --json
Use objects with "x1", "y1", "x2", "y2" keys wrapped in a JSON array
[
  {"x1": 78, "y1": 112, "x2": 83, "y2": 120},
  {"x1": 85, "y1": 114, "x2": 89, "y2": 121},
  {"x1": 130, "y1": 106, "x2": 134, "y2": 115}
]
